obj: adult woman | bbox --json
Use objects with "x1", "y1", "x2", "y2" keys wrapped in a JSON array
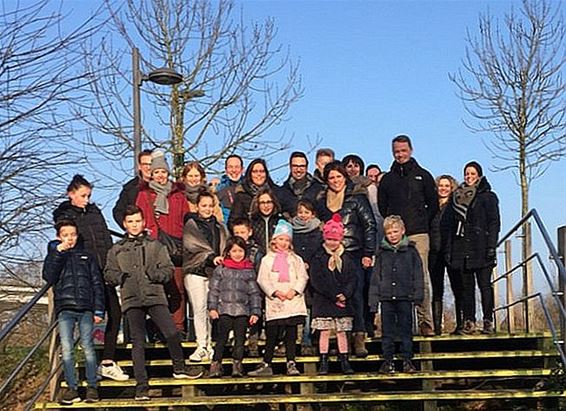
[
  {"x1": 315, "y1": 161, "x2": 377, "y2": 357},
  {"x1": 181, "y1": 161, "x2": 223, "y2": 221},
  {"x1": 136, "y1": 151, "x2": 189, "y2": 333},
  {"x1": 250, "y1": 188, "x2": 286, "y2": 255},
  {"x1": 443, "y1": 162, "x2": 500, "y2": 335},
  {"x1": 53, "y1": 175, "x2": 128, "y2": 381},
  {"x1": 428, "y1": 175, "x2": 460, "y2": 335},
  {"x1": 228, "y1": 158, "x2": 276, "y2": 228}
]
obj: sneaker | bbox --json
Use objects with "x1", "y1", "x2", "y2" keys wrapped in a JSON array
[
  {"x1": 286, "y1": 360, "x2": 300, "y2": 376},
  {"x1": 274, "y1": 343, "x2": 286, "y2": 357},
  {"x1": 134, "y1": 384, "x2": 150, "y2": 401},
  {"x1": 173, "y1": 365, "x2": 204, "y2": 379},
  {"x1": 248, "y1": 362, "x2": 273, "y2": 377},
  {"x1": 59, "y1": 388, "x2": 81, "y2": 405},
  {"x1": 189, "y1": 346, "x2": 210, "y2": 362},
  {"x1": 461, "y1": 320, "x2": 476, "y2": 335},
  {"x1": 482, "y1": 320, "x2": 495, "y2": 335},
  {"x1": 231, "y1": 360, "x2": 245, "y2": 378},
  {"x1": 84, "y1": 387, "x2": 99, "y2": 403},
  {"x1": 402, "y1": 359, "x2": 417, "y2": 373},
  {"x1": 379, "y1": 360, "x2": 395, "y2": 374},
  {"x1": 97, "y1": 361, "x2": 130, "y2": 381}
]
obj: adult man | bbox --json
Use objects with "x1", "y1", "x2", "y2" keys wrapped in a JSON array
[
  {"x1": 313, "y1": 148, "x2": 335, "y2": 185},
  {"x1": 112, "y1": 150, "x2": 153, "y2": 228},
  {"x1": 216, "y1": 154, "x2": 244, "y2": 223},
  {"x1": 278, "y1": 151, "x2": 323, "y2": 217},
  {"x1": 378, "y1": 135, "x2": 438, "y2": 336}
]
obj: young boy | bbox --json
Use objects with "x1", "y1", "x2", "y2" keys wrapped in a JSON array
[
  {"x1": 42, "y1": 220, "x2": 104, "y2": 405},
  {"x1": 104, "y1": 205, "x2": 203, "y2": 401},
  {"x1": 368, "y1": 215, "x2": 424, "y2": 374}
]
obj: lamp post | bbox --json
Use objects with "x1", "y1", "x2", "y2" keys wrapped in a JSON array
[{"x1": 132, "y1": 47, "x2": 183, "y2": 175}]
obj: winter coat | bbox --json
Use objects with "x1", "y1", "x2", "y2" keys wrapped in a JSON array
[
  {"x1": 293, "y1": 227, "x2": 323, "y2": 269},
  {"x1": 315, "y1": 182, "x2": 377, "y2": 258},
  {"x1": 309, "y1": 247, "x2": 357, "y2": 318},
  {"x1": 442, "y1": 177, "x2": 501, "y2": 270},
  {"x1": 251, "y1": 212, "x2": 285, "y2": 255},
  {"x1": 216, "y1": 174, "x2": 242, "y2": 223},
  {"x1": 112, "y1": 176, "x2": 141, "y2": 228},
  {"x1": 104, "y1": 234, "x2": 173, "y2": 312},
  {"x1": 278, "y1": 174, "x2": 324, "y2": 218},
  {"x1": 257, "y1": 251, "x2": 309, "y2": 322},
  {"x1": 53, "y1": 201, "x2": 113, "y2": 270},
  {"x1": 429, "y1": 202, "x2": 449, "y2": 254},
  {"x1": 207, "y1": 264, "x2": 262, "y2": 317},
  {"x1": 183, "y1": 214, "x2": 228, "y2": 277},
  {"x1": 378, "y1": 158, "x2": 438, "y2": 236},
  {"x1": 42, "y1": 241, "x2": 105, "y2": 316},
  {"x1": 368, "y1": 238, "x2": 424, "y2": 311}
]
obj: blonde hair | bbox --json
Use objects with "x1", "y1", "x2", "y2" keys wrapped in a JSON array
[
  {"x1": 383, "y1": 215, "x2": 405, "y2": 232},
  {"x1": 269, "y1": 236, "x2": 295, "y2": 253}
]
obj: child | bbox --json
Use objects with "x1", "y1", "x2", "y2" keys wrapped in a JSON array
[
  {"x1": 183, "y1": 190, "x2": 228, "y2": 362},
  {"x1": 42, "y1": 220, "x2": 104, "y2": 405},
  {"x1": 368, "y1": 215, "x2": 424, "y2": 374},
  {"x1": 310, "y1": 214, "x2": 356, "y2": 375},
  {"x1": 207, "y1": 237, "x2": 262, "y2": 377},
  {"x1": 248, "y1": 220, "x2": 309, "y2": 377},
  {"x1": 105, "y1": 206, "x2": 203, "y2": 401},
  {"x1": 290, "y1": 200, "x2": 323, "y2": 355}
]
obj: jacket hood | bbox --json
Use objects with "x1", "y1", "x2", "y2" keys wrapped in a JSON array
[{"x1": 380, "y1": 235, "x2": 411, "y2": 252}]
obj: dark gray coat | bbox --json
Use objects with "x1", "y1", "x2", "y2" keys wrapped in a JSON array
[{"x1": 207, "y1": 264, "x2": 262, "y2": 317}]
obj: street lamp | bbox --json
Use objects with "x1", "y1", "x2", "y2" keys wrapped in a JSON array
[{"x1": 132, "y1": 47, "x2": 183, "y2": 175}]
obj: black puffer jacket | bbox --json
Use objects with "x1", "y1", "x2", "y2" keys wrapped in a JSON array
[
  {"x1": 112, "y1": 176, "x2": 141, "y2": 228},
  {"x1": 104, "y1": 234, "x2": 173, "y2": 312},
  {"x1": 251, "y1": 213, "x2": 285, "y2": 255},
  {"x1": 278, "y1": 174, "x2": 324, "y2": 217},
  {"x1": 368, "y1": 238, "x2": 424, "y2": 310},
  {"x1": 42, "y1": 241, "x2": 105, "y2": 316},
  {"x1": 208, "y1": 263, "x2": 262, "y2": 317},
  {"x1": 442, "y1": 177, "x2": 500, "y2": 270},
  {"x1": 378, "y1": 158, "x2": 438, "y2": 236},
  {"x1": 53, "y1": 201, "x2": 113, "y2": 270},
  {"x1": 310, "y1": 247, "x2": 357, "y2": 318},
  {"x1": 315, "y1": 183, "x2": 377, "y2": 258}
]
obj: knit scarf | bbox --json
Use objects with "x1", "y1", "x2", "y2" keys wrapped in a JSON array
[
  {"x1": 185, "y1": 184, "x2": 206, "y2": 205},
  {"x1": 290, "y1": 216, "x2": 322, "y2": 234},
  {"x1": 323, "y1": 243, "x2": 345, "y2": 272},
  {"x1": 272, "y1": 251, "x2": 290, "y2": 282},
  {"x1": 452, "y1": 180, "x2": 479, "y2": 237},
  {"x1": 288, "y1": 174, "x2": 313, "y2": 197},
  {"x1": 326, "y1": 187, "x2": 346, "y2": 213},
  {"x1": 149, "y1": 180, "x2": 173, "y2": 215},
  {"x1": 223, "y1": 257, "x2": 254, "y2": 270}
]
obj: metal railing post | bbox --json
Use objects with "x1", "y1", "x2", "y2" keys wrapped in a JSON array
[
  {"x1": 504, "y1": 240, "x2": 514, "y2": 333},
  {"x1": 558, "y1": 226, "x2": 566, "y2": 354}
]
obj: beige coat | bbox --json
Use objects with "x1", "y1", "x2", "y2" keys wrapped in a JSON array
[{"x1": 257, "y1": 251, "x2": 309, "y2": 322}]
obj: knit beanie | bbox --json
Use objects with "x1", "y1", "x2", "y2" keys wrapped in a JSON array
[
  {"x1": 151, "y1": 150, "x2": 170, "y2": 174},
  {"x1": 323, "y1": 213, "x2": 345, "y2": 241},
  {"x1": 272, "y1": 219, "x2": 293, "y2": 240},
  {"x1": 464, "y1": 161, "x2": 483, "y2": 177}
]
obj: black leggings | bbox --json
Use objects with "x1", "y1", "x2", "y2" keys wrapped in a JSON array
[
  {"x1": 213, "y1": 315, "x2": 248, "y2": 362},
  {"x1": 101, "y1": 284, "x2": 121, "y2": 361},
  {"x1": 263, "y1": 322, "x2": 298, "y2": 364}
]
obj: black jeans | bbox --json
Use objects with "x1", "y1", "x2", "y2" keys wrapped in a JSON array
[
  {"x1": 460, "y1": 266, "x2": 494, "y2": 323},
  {"x1": 350, "y1": 250, "x2": 366, "y2": 333},
  {"x1": 263, "y1": 323, "x2": 298, "y2": 364},
  {"x1": 381, "y1": 300, "x2": 413, "y2": 361},
  {"x1": 429, "y1": 251, "x2": 463, "y2": 305},
  {"x1": 213, "y1": 315, "x2": 248, "y2": 362},
  {"x1": 126, "y1": 305, "x2": 184, "y2": 386},
  {"x1": 101, "y1": 284, "x2": 121, "y2": 361}
]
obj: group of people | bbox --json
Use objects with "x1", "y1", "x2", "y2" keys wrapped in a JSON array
[{"x1": 42, "y1": 134, "x2": 501, "y2": 404}]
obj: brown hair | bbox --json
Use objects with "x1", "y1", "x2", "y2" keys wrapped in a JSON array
[{"x1": 182, "y1": 161, "x2": 206, "y2": 184}]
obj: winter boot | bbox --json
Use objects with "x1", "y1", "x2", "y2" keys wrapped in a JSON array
[
  {"x1": 353, "y1": 332, "x2": 368, "y2": 358},
  {"x1": 432, "y1": 301, "x2": 443, "y2": 336},
  {"x1": 339, "y1": 354, "x2": 354, "y2": 375},
  {"x1": 318, "y1": 354, "x2": 329, "y2": 375}
]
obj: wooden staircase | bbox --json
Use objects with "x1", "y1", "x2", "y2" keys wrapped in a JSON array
[{"x1": 34, "y1": 332, "x2": 565, "y2": 410}]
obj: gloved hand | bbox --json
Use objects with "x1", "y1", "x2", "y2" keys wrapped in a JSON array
[{"x1": 486, "y1": 248, "x2": 497, "y2": 264}]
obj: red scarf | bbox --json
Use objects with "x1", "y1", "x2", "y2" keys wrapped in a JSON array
[{"x1": 223, "y1": 257, "x2": 254, "y2": 270}]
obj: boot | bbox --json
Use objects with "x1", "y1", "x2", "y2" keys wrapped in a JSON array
[
  {"x1": 318, "y1": 354, "x2": 329, "y2": 375},
  {"x1": 231, "y1": 360, "x2": 245, "y2": 377},
  {"x1": 209, "y1": 361, "x2": 223, "y2": 378},
  {"x1": 432, "y1": 301, "x2": 443, "y2": 336},
  {"x1": 461, "y1": 320, "x2": 476, "y2": 335},
  {"x1": 339, "y1": 354, "x2": 354, "y2": 375},
  {"x1": 353, "y1": 332, "x2": 368, "y2": 358},
  {"x1": 247, "y1": 333, "x2": 259, "y2": 357},
  {"x1": 452, "y1": 299, "x2": 464, "y2": 335}
]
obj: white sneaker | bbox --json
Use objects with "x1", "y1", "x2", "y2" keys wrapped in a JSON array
[
  {"x1": 189, "y1": 346, "x2": 210, "y2": 362},
  {"x1": 97, "y1": 361, "x2": 130, "y2": 381}
]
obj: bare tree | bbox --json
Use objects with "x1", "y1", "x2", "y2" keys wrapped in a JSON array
[
  {"x1": 450, "y1": 0, "x2": 565, "y2": 218},
  {"x1": 73, "y1": 0, "x2": 303, "y2": 177}
]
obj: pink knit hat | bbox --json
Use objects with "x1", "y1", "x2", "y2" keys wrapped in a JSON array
[{"x1": 323, "y1": 213, "x2": 344, "y2": 241}]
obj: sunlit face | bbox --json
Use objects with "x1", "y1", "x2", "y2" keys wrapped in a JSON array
[
  {"x1": 290, "y1": 157, "x2": 308, "y2": 180},
  {"x1": 152, "y1": 168, "x2": 169, "y2": 185},
  {"x1": 324, "y1": 238, "x2": 341, "y2": 252},
  {"x1": 197, "y1": 196, "x2": 215, "y2": 219},
  {"x1": 385, "y1": 224, "x2": 405, "y2": 246},
  {"x1": 273, "y1": 235, "x2": 291, "y2": 252},
  {"x1": 327, "y1": 170, "x2": 346, "y2": 193},
  {"x1": 232, "y1": 224, "x2": 252, "y2": 241},
  {"x1": 296, "y1": 205, "x2": 314, "y2": 222},
  {"x1": 345, "y1": 161, "x2": 361, "y2": 178},
  {"x1": 367, "y1": 167, "x2": 380, "y2": 184},
  {"x1": 225, "y1": 157, "x2": 243, "y2": 181},
  {"x1": 437, "y1": 178, "x2": 453, "y2": 200},
  {"x1": 250, "y1": 163, "x2": 267, "y2": 186},
  {"x1": 184, "y1": 167, "x2": 202, "y2": 187},
  {"x1": 258, "y1": 193, "x2": 275, "y2": 216},
  {"x1": 228, "y1": 244, "x2": 246, "y2": 262},
  {"x1": 464, "y1": 167, "x2": 480, "y2": 186},
  {"x1": 57, "y1": 225, "x2": 78, "y2": 249},
  {"x1": 124, "y1": 212, "x2": 145, "y2": 237},
  {"x1": 68, "y1": 185, "x2": 91, "y2": 209},
  {"x1": 138, "y1": 154, "x2": 153, "y2": 182},
  {"x1": 392, "y1": 142, "x2": 413, "y2": 164},
  {"x1": 316, "y1": 154, "x2": 333, "y2": 173}
]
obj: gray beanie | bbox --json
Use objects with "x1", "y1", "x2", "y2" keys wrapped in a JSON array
[{"x1": 151, "y1": 150, "x2": 170, "y2": 174}]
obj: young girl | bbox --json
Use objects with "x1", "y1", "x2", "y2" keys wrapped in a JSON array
[
  {"x1": 183, "y1": 190, "x2": 228, "y2": 362},
  {"x1": 249, "y1": 220, "x2": 308, "y2": 377},
  {"x1": 310, "y1": 214, "x2": 356, "y2": 375},
  {"x1": 207, "y1": 237, "x2": 262, "y2": 378}
]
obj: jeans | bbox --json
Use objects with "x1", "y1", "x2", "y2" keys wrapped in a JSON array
[
  {"x1": 408, "y1": 233, "x2": 432, "y2": 328},
  {"x1": 380, "y1": 301, "x2": 413, "y2": 360},
  {"x1": 213, "y1": 315, "x2": 248, "y2": 362},
  {"x1": 102, "y1": 284, "x2": 121, "y2": 361},
  {"x1": 58, "y1": 310, "x2": 98, "y2": 390},
  {"x1": 350, "y1": 251, "x2": 366, "y2": 333},
  {"x1": 184, "y1": 273, "x2": 211, "y2": 348},
  {"x1": 461, "y1": 266, "x2": 494, "y2": 323}
]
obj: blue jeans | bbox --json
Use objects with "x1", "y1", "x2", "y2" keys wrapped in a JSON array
[
  {"x1": 381, "y1": 301, "x2": 414, "y2": 361},
  {"x1": 58, "y1": 310, "x2": 98, "y2": 389}
]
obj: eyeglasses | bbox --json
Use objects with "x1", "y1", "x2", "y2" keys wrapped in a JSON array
[
  {"x1": 258, "y1": 200, "x2": 274, "y2": 205},
  {"x1": 291, "y1": 164, "x2": 307, "y2": 169}
]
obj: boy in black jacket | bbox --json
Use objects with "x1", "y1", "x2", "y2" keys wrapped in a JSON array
[
  {"x1": 42, "y1": 220, "x2": 104, "y2": 405},
  {"x1": 369, "y1": 215, "x2": 424, "y2": 374}
]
